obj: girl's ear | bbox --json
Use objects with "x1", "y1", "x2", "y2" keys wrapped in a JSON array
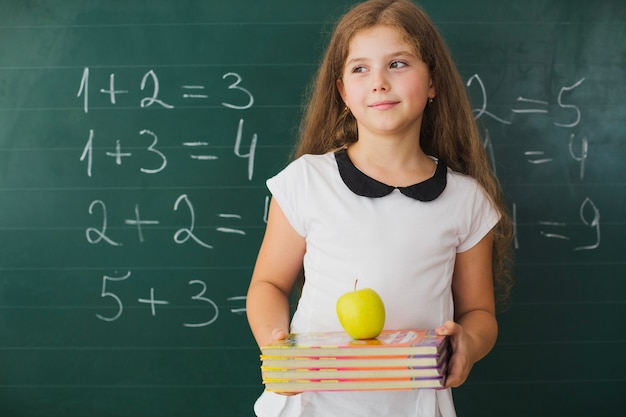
[
  {"x1": 336, "y1": 78, "x2": 347, "y2": 103},
  {"x1": 428, "y1": 78, "x2": 436, "y2": 100}
]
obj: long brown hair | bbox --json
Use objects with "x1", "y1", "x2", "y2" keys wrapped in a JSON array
[{"x1": 294, "y1": 0, "x2": 514, "y2": 307}]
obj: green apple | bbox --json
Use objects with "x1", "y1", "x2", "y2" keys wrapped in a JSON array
[{"x1": 336, "y1": 280, "x2": 386, "y2": 340}]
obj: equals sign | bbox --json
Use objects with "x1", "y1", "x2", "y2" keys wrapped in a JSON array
[
  {"x1": 525, "y1": 151, "x2": 553, "y2": 164},
  {"x1": 182, "y1": 141, "x2": 218, "y2": 161},
  {"x1": 181, "y1": 85, "x2": 208, "y2": 99}
]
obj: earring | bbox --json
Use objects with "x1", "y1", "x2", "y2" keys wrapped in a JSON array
[{"x1": 428, "y1": 97, "x2": 434, "y2": 104}]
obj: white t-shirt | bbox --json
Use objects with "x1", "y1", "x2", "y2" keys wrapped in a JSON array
[{"x1": 254, "y1": 151, "x2": 500, "y2": 417}]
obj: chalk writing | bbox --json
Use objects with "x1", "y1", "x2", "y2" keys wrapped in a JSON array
[
  {"x1": 79, "y1": 119, "x2": 256, "y2": 179},
  {"x1": 95, "y1": 271, "x2": 131, "y2": 322},
  {"x1": 575, "y1": 198, "x2": 601, "y2": 251},
  {"x1": 234, "y1": 118, "x2": 258, "y2": 181},
  {"x1": 554, "y1": 78, "x2": 586, "y2": 128},
  {"x1": 183, "y1": 280, "x2": 220, "y2": 328},
  {"x1": 77, "y1": 67, "x2": 261, "y2": 324},
  {"x1": 512, "y1": 97, "x2": 549, "y2": 114},
  {"x1": 568, "y1": 133, "x2": 589, "y2": 180},
  {"x1": 77, "y1": 67, "x2": 255, "y2": 112},
  {"x1": 138, "y1": 287, "x2": 170, "y2": 316},
  {"x1": 217, "y1": 214, "x2": 246, "y2": 235},
  {"x1": 80, "y1": 67, "x2": 602, "y2": 329},
  {"x1": 467, "y1": 74, "x2": 512, "y2": 124},
  {"x1": 482, "y1": 129, "x2": 497, "y2": 174},
  {"x1": 140, "y1": 69, "x2": 174, "y2": 109},
  {"x1": 467, "y1": 74, "x2": 600, "y2": 250},
  {"x1": 124, "y1": 205, "x2": 160, "y2": 243},
  {"x1": 538, "y1": 197, "x2": 601, "y2": 250},
  {"x1": 77, "y1": 67, "x2": 90, "y2": 113},
  {"x1": 512, "y1": 203, "x2": 519, "y2": 250},
  {"x1": 174, "y1": 194, "x2": 213, "y2": 249},
  {"x1": 227, "y1": 296, "x2": 247, "y2": 315},
  {"x1": 525, "y1": 150, "x2": 553, "y2": 165},
  {"x1": 469, "y1": 74, "x2": 586, "y2": 127},
  {"x1": 263, "y1": 196, "x2": 270, "y2": 224},
  {"x1": 183, "y1": 141, "x2": 218, "y2": 161},
  {"x1": 100, "y1": 73, "x2": 129, "y2": 104},
  {"x1": 86, "y1": 195, "x2": 248, "y2": 248},
  {"x1": 86, "y1": 200, "x2": 122, "y2": 246},
  {"x1": 181, "y1": 85, "x2": 209, "y2": 99},
  {"x1": 79, "y1": 129, "x2": 94, "y2": 177},
  {"x1": 221, "y1": 72, "x2": 255, "y2": 110},
  {"x1": 95, "y1": 271, "x2": 242, "y2": 327},
  {"x1": 139, "y1": 129, "x2": 168, "y2": 174},
  {"x1": 106, "y1": 139, "x2": 132, "y2": 165},
  {"x1": 522, "y1": 132, "x2": 588, "y2": 179}
]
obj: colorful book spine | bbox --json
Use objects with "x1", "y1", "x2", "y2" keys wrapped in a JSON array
[{"x1": 259, "y1": 329, "x2": 450, "y2": 392}]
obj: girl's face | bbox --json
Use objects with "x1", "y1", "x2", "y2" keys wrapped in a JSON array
[{"x1": 337, "y1": 25, "x2": 435, "y2": 140}]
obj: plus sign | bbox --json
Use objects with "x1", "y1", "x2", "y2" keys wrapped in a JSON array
[
  {"x1": 124, "y1": 205, "x2": 160, "y2": 242},
  {"x1": 138, "y1": 288, "x2": 169, "y2": 316},
  {"x1": 100, "y1": 73, "x2": 128, "y2": 104},
  {"x1": 106, "y1": 140, "x2": 132, "y2": 165}
]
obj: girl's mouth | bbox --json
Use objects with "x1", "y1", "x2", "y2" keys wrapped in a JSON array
[{"x1": 368, "y1": 100, "x2": 399, "y2": 110}]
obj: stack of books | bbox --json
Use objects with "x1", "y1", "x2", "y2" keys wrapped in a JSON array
[{"x1": 259, "y1": 329, "x2": 449, "y2": 392}]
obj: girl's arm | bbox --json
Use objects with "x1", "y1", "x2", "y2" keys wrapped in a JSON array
[
  {"x1": 246, "y1": 198, "x2": 306, "y2": 348},
  {"x1": 437, "y1": 231, "x2": 498, "y2": 388}
]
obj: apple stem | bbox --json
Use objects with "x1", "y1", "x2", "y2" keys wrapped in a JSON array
[{"x1": 354, "y1": 279, "x2": 358, "y2": 292}]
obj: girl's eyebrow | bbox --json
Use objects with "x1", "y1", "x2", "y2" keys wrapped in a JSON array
[
  {"x1": 345, "y1": 50, "x2": 416, "y2": 67},
  {"x1": 387, "y1": 50, "x2": 417, "y2": 60}
]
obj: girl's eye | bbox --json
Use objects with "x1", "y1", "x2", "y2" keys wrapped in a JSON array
[
  {"x1": 351, "y1": 65, "x2": 367, "y2": 74},
  {"x1": 390, "y1": 60, "x2": 408, "y2": 69}
]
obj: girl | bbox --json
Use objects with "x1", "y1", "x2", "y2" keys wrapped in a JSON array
[{"x1": 246, "y1": 0, "x2": 514, "y2": 416}]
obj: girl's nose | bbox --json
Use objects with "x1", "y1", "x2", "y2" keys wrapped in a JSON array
[{"x1": 371, "y1": 69, "x2": 389, "y2": 92}]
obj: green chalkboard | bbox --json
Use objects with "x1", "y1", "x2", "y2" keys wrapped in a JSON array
[{"x1": 0, "y1": 1, "x2": 624, "y2": 416}]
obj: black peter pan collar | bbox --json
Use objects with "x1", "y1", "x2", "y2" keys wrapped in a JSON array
[{"x1": 334, "y1": 148, "x2": 447, "y2": 201}]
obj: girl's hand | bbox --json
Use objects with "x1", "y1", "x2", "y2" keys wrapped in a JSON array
[
  {"x1": 266, "y1": 329, "x2": 302, "y2": 397},
  {"x1": 268, "y1": 328, "x2": 288, "y2": 345},
  {"x1": 436, "y1": 320, "x2": 474, "y2": 388}
]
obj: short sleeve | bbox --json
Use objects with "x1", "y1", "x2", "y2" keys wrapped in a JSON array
[
  {"x1": 266, "y1": 159, "x2": 308, "y2": 237},
  {"x1": 457, "y1": 181, "x2": 501, "y2": 253}
]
